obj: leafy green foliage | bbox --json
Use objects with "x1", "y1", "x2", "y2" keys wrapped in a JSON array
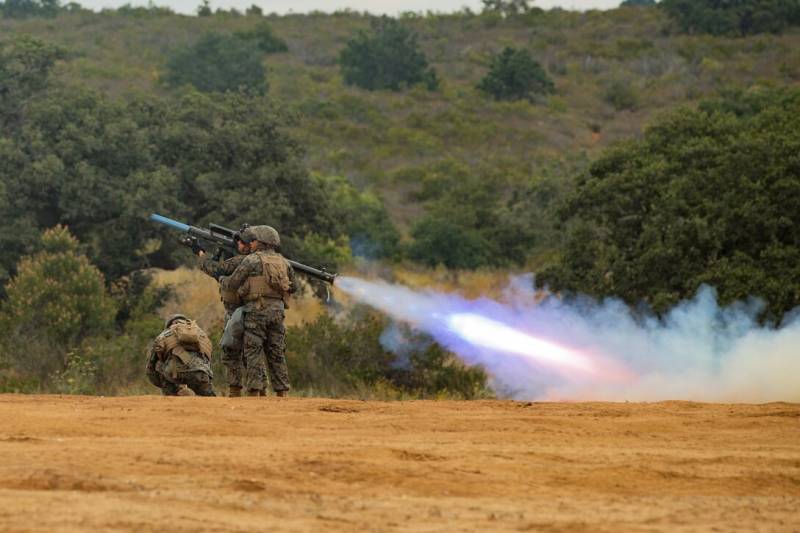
[
  {"x1": 0, "y1": 38, "x2": 366, "y2": 284},
  {"x1": 621, "y1": 0, "x2": 656, "y2": 6},
  {"x1": 604, "y1": 79, "x2": 639, "y2": 110},
  {"x1": 0, "y1": 0, "x2": 59, "y2": 19},
  {"x1": 235, "y1": 21, "x2": 288, "y2": 53},
  {"x1": 0, "y1": 226, "x2": 115, "y2": 382},
  {"x1": 164, "y1": 32, "x2": 266, "y2": 94},
  {"x1": 287, "y1": 306, "x2": 491, "y2": 399},
  {"x1": 196, "y1": 0, "x2": 210, "y2": 16},
  {"x1": 339, "y1": 16, "x2": 439, "y2": 91},
  {"x1": 660, "y1": 0, "x2": 800, "y2": 36},
  {"x1": 477, "y1": 47, "x2": 555, "y2": 101},
  {"x1": 540, "y1": 88, "x2": 800, "y2": 320},
  {"x1": 320, "y1": 174, "x2": 401, "y2": 259},
  {"x1": 481, "y1": 0, "x2": 534, "y2": 16},
  {"x1": 406, "y1": 160, "x2": 545, "y2": 269}
]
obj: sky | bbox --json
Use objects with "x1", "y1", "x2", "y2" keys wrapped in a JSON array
[{"x1": 79, "y1": 0, "x2": 623, "y2": 16}]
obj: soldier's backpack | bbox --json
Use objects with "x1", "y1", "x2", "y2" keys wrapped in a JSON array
[{"x1": 161, "y1": 320, "x2": 213, "y2": 363}]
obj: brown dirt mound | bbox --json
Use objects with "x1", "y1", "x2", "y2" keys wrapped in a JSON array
[{"x1": 0, "y1": 395, "x2": 798, "y2": 532}]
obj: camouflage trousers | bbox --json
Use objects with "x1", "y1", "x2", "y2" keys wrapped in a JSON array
[
  {"x1": 160, "y1": 371, "x2": 216, "y2": 397},
  {"x1": 220, "y1": 307, "x2": 245, "y2": 389},
  {"x1": 150, "y1": 354, "x2": 216, "y2": 397},
  {"x1": 243, "y1": 300, "x2": 290, "y2": 393}
]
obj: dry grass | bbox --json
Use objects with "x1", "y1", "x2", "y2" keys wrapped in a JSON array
[{"x1": 150, "y1": 267, "x2": 326, "y2": 330}]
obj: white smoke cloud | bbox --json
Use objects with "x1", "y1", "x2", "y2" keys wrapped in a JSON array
[{"x1": 336, "y1": 275, "x2": 800, "y2": 402}]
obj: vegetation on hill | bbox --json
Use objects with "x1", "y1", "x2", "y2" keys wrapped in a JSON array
[{"x1": 540, "y1": 87, "x2": 800, "y2": 320}]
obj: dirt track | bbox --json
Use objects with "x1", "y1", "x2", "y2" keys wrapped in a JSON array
[{"x1": 0, "y1": 396, "x2": 798, "y2": 532}]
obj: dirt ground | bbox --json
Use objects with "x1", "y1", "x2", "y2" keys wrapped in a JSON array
[{"x1": 0, "y1": 396, "x2": 798, "y2": 532}]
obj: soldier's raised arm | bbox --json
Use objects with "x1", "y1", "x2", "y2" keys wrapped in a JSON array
[{"x1": 220, "y1": 254, "x2": 257, "y2": 292}]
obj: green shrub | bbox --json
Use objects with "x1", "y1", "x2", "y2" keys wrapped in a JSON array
[
  {"x1": 660, "y1": 0, "x2": 800, "y2": 36},
  {"x1": 477, "y1": 47, "x2": 555, "y2": 101},
  {"x1": 339, "y1": 16, "x2": 439, "y2": 91},
  {"x1": 604, "y1": 79, "x2": 639, "y2": 111},
  {"x1": 196, "y1": 0, "x2": 211, "y2": 16},
  {"x1": 1, "y1": 0, "x2": 59, "y2": 19},
  {"x1": 287, "y1": 306, "x2": 492, "y2": 399},
  {"x1": 235, "y1": 21, "x2": 288, "y2": 53},
  {"x1": 409, "y1": 216, "x2": 492, "y2": 269},
  {"x1": 540, "y1": 88, "x2": 800, "y2": 320},
  {"x1": 0, "y1": 226, "x2": 116, "y2": 382},
  {"x1": 164, "y1": 32, "x2": 266, "y2": 94}
]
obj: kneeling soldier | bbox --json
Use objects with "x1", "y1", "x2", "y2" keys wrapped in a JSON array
[{"x1": 146, "y1": 314, "x2": 216, "y2": 397}]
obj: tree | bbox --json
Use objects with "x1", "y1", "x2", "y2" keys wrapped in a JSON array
[
  {"x1": 339, "y1": 16, "x2": 438, "y2": 92},
  {"x1": 1, "y1": 0, "x2": 60, "y2": 18},
  {"x1": 660, "y1": 0, "x2": 800, "y2": 36},
  {"x1": 621, "y1": 0, "x2": 656, "y2": 6},
  {"x1": 245, "y1": 3, "x2": 262, "y2": 16},
  {"x1": 235, "y1": 22, "x2": 288, "y2": 54},
  {"x1": 477, "y1": 47, "x2": 555, "y2": 101},
  {"x1": 0, "y1": 226, "x2": 115, "y2": 381},
  {"x1": 0, "y1": 36, "x2": 66, "y2": 128},
  {"x1": 539, "y1": 88, "x2": 800, "y2": 320},
  {"x1": 481, "y1": 0, "x2": 533, "y2": 15},
  {"x1": 164, "y1": 32, "x2": 266, "y2": 94},
  {"x1": 196, "y1": 0, "x2": 211, "y2": 16}
]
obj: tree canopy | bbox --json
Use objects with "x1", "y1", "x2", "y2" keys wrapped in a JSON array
[
  {"x1": 477, "y1": 47, "x2": 555, "y2": 101},
  {"x1": 660, "y1": 0, "x2": 800, "y2": 36},
  {"x1": 339, "y1": 16, "x2": 439, "y2": 92},
  {"x1": 163, "y1": 32, "x2": 267, "y2": 94},
  {"x1": 539, "y1": 88, "x2": 800, "y2": 320}
]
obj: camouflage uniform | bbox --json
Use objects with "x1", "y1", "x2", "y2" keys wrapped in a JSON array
[
  {"x1": 221, "y1": 226, "x2": 295, "y2": 395},
  {"x1": 199, "y1": 253, "x2": 248, "y2": 392},
  {"x1": 145, "y1": 315, "x2": 216, "y2": 397}
]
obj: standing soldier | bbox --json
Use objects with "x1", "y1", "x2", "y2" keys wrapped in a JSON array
[
  {"x1": 220, "y1": 225, "x2": 295, "y2": 397},
  {"x1": 188, "y1": 227, "x2": 250, "y2": 397},
  {"x1": 145, "y1": 314, "x2": 216, "y2": 396}
]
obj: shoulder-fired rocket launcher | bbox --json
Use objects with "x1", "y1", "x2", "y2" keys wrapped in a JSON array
[{"x1": 149, "y1": 213, "x2": 336, "y2": 284}]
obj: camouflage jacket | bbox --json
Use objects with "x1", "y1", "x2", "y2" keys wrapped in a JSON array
[
  {"x1": 199, "y1": 253, "x2": 246, "y2": 281},
  {"x1": 145, "y1": 325, "x2": 213, "y2": 379},
  {"x1": 220, "y1": 250, "x2": 296, "y2": 310}
]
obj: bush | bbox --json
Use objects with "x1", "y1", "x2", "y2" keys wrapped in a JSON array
[
  {"x1": 477, "y1": 47, "x2": 555, "y2": 101},
  {"x1": 339, "y1": 16, "x2": 439, "y2": 91},
  {"x1": 319, "y1": 174, "x2": 401, "y2": 260},
  {"x1": 660, "y1": 0, "x2": 800, "y2": 36},
  {"x1": 409, "y1": 216, "x2": 492, "y2": 269},
  {"x1": 539, "y1": 88, "x2": 800, "y2": 320},
  {"x1": 0, "y1": 226, "x2": 116, "y2": 382},
  {"x1": 235, "y1": 22, "x2": 288, "y2": 53},
  {"x1": 287, "y1": 306, "x2": 491, "y2": 399},
  {"x1": 164, "y1": 32, "x2": 266, "y2": 94},
  {"x1": 1, "y1": 0, "x2": 59, "y2": 18},
  {"x1": 604, "y1": 79, "x2": 639, "y2": 111}
]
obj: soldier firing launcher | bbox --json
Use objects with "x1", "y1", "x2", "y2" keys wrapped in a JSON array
[{"x1": 149, "y1": 213, "x2": 336, "y2": 284}]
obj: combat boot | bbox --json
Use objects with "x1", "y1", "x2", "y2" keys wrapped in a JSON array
[
  {"x1": 228, "y1": 386, "x2": 242, "y2": 398},
  {"x1": 247, "y1": 388, "x2": 261, "y2": 397},
  {"x1": 276, "y1": 390, "x2": 288, "y2": 398},
  {"x1": 258, "y1": 389, "x2": 267, "y2": 397}
]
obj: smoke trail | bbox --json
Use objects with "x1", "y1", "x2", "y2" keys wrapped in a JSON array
[{"x1": 336, "y1": 275, "x2": 800, "y2": 402}]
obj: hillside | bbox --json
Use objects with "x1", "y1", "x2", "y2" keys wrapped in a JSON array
[{"x1": 3, "y1": 7, "x2": 799, "y2": 232}]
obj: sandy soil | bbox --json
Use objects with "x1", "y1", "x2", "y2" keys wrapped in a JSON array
[{"x1": 0, "y1": 395, "x2": 798, "y2": 532}]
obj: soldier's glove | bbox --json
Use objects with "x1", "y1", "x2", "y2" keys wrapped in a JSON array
[{"x1": 181, "y1": 236, "x2": 206, "y2": 256}]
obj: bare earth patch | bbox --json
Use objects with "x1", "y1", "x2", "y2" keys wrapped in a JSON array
[{"x1": 0, "y1": 395, "x2": 798, "y2": 532}]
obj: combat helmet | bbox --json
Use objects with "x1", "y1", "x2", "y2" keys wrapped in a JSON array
[
  {"x1": 165, "y1": 314, "x2": 189, "y2": 329},
  {"x1": 249, "y1": 225, "x2": 281, "y2": 248}
]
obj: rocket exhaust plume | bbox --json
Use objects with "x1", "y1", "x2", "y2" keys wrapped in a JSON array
[{"x1": 336, "y1": 275, "x2": 800, "y2": 402}]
